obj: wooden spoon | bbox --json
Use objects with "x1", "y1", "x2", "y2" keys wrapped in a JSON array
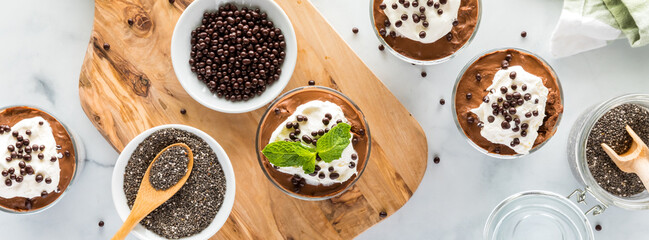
[
  {"x1": 601, "y1": 125, "x2": 649, "y2": 192},
  {"x1": 112, "y1": 143, "x2": 194, "y2": 240}
]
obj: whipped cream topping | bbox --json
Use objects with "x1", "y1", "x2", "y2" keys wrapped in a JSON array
[
  {"x1": 0, "y1": 117, "x2": 61, "y2": 199},
  {"x1": 269, "y1": 100, "x2": 358, "y2": 186},
  {"x1": 470, "y1": 66, "x2": 549, "y2": 154},
  {"x1": 380, "y1": 0, "x2": 460, "y2": 43}
]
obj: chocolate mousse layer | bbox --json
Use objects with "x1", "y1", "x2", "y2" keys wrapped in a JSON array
[
  {"x1": 257, "y1": 87, "x2": 369, "y2": 197},
  {"x1": 372, "y1": 0, "x2": 479, "y2": 61},
  {"x1": 455, "y1": 49, "x2": 563, "y2": 155},
  {"x1": 0, "y1": 107, "x2": 76, "y2": 212}
]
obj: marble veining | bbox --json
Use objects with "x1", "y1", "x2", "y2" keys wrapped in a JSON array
[{"x1": 0, "y1": 0, "x2": 648, "y2": 239}]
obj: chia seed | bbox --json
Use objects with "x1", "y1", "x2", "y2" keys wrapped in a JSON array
[
  {"x1": 149, "y1": 146, "x2": 189, "y2": 190},
  {"x1": 124, "y1": 128, "x2": 227, "y2": 239},
  {"x1": 586, "y1": 103, "x2": 649, "y2": 197}
]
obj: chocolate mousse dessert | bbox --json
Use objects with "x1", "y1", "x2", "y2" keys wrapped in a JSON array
[
  {"x1": 257, "y1": 87, "x2": 370, "y2": 198},
  {"x1": 372, "y1": 0, "x2": 480, "y2": 62},
  {"x1": 0, "y1": 106, "x2": 77, "y2": 212},
  {"x1": 454, "y1": 49, "x2": 563, "y2": 156}
]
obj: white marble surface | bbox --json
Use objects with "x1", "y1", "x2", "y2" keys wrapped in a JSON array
[{"x1": 1, "y1": 0, "x2": 648, "y2": 239}]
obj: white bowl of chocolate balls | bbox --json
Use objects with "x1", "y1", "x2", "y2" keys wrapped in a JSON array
[
  {"x1": 111, "y1": 124, "x2": 235, "y2": 240},
  {"x1": 171, "y1": 0, "x2": 297, "y2": 113}
]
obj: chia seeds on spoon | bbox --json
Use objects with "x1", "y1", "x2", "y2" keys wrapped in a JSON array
[
  {"x1": 149, "y1": 145, "x2": 189, "y2": 191},
  {"x1": 586, "y1": 103, "x2": 649, "y2": 197},
  {"x1": 124, "y1": 128, "x2": 226, "y2": 239}
]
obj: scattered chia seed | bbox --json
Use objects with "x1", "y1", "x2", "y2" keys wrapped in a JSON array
[
  {"x1": 124, "y1": 128, "x2": 226, "y2": 239},
  {"x1": 586, "y1": 103, "x2": 649, "y2": 197},
  {"x1": 149, "y1": 146, "x2": 189, "y2": 190}
]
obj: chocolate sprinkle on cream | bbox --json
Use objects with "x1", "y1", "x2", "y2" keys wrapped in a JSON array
[{"x1": 124, "y1": 128, "x2": 226, "y2": 238}]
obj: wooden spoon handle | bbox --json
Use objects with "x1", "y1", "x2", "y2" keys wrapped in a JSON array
[
  {"x1": 111, "y1": 206, "x2": 148, "y2": 240},
  {"x1": 633, "y1": 157, "x2": 649, "y2": 192}
]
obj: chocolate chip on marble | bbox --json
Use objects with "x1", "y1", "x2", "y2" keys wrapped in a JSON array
[{"x1": 439, "y1": 99, "x2": 446, "y2": 105}]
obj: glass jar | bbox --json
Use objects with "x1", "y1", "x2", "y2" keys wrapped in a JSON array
[
  {"x1": 255, "y1": 86, "x2": 371, "y2": 200},
  {"x1": 369, "y1": 0, "x2": 482, "y2": 65},
  {"x1": 568, "y1": 93, "x2": 649, "y2": 210},
  {"x1": 452, "y1": 48, "x2": 564, "y2": 159},
  {"x1": 0, "y1": 106, "x2": 85, "y2": 214},
  {"x1": 484, "y1": 191, "x2": 595, "y2": 240}
]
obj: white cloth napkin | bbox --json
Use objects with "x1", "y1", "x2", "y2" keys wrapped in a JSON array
[{"x1": 550, "y1": 0, "x2": 622, "y2": 58}]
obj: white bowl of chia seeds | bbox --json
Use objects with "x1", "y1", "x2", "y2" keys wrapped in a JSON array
[
  {"x1": 111, "y1": 124, "x2": 235, "y2": 240},
  {"x1": 171, "y1": 0, "x2": 297, "y2": 113}
]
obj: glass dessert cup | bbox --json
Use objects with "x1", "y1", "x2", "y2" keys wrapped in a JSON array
[
  {"x1": 369, "y1": 0, "x2": 482, "y2": 65},
  {"x1": 256, "y1": 86, "x2": 371, "y2": 201},
  {"x1": 452, "y1": 48, "x2": 564, "y2": 159},
  {"x1": 568, "y1": 94, "x2": 649, "y2": 210},
  {"x1": 0, "y1": 106, "x2": 84, "y2": 214}
]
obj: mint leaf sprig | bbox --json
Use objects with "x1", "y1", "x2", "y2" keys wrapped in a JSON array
[{"x1": 262, "y1": 123, "x2": 352, "y2": 174}]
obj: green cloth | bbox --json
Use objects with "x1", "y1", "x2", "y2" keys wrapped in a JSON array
[{"x1": 603, "y1": 0, "x2": 649, "y2": 47}]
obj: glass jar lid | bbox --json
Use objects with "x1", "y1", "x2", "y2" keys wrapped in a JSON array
[{"x1": 484, "y1": 191, "x2": 594, "y2": 240}]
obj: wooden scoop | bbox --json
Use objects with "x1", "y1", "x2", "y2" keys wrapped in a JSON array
[
  {"x1": 601, "y1": 125, "x2": 649, "y2": 192},
  {"x1": 112, "y1": 143, "x2": 194, "y2": 240}
]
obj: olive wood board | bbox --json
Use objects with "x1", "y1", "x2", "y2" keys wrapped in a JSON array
[{"x1": 78, "y1": 0, "x2": 428, "y2": 239}]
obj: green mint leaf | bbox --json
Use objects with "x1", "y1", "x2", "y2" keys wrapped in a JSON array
[
  {"x1": 315, "y1": 123, "x2": 351, "y2": 163},
  {"x1": 262, "y1": 141, "x2": 317, "y2": 174}
]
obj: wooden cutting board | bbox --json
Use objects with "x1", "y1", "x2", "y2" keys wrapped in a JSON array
[{"x1": 79, "y1": 0, "x2": 428, "y2": 239}]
